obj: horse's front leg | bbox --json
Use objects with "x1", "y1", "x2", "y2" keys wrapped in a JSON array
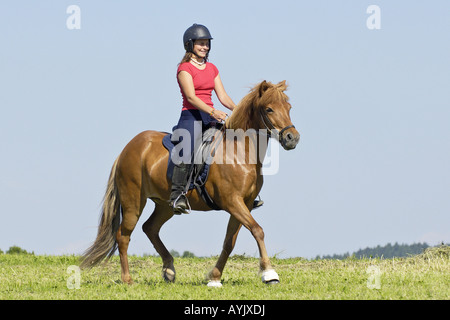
[
  {"x1": 247, "y1": 218, "x2": 280, "y2": 284},
  {"x1": 223, "y1": 198, "x2": 280, "y2": 285}
]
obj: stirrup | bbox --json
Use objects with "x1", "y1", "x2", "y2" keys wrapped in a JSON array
[
  {"x1": 253, "y1": 195, "x2": 264, "y2": 210},
  {"x1": 171, "y1": 193, "x2": 191, "y2": 215}
]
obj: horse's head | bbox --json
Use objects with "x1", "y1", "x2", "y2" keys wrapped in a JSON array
[{"x1": 255, "y1": 80, "x2": 300, "y2": 150}]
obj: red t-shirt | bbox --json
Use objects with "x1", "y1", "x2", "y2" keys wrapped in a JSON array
[{"x1": 177, "y1": 62, "x2": 219, "y2": 111}]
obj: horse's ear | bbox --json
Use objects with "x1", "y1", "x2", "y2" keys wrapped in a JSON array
[
  {"x1": 276, "y1": 80, "x2": 288, "y2": 91},
  {"x1": 258, "y1": 80, "x2": 271, "y2": 97}
]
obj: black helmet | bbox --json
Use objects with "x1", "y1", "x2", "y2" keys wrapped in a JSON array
[{"x1": 183, "y1": 24, "x2": 213, "y2": 53}]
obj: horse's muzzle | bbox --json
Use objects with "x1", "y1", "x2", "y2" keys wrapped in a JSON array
[{"x1": 280, "y1": 128, "x2": 300, "y2": 150}]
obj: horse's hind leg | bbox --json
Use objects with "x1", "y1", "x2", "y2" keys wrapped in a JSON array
[
  {"x1": 117, "y1": 197, "x2": 147, "y2": 284},
  {"x1": 142, "y1": 202, "x2": 176, "y2": 282}
]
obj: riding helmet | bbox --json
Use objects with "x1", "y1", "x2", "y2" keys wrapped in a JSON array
[{"x1": 183, "y1": 24, "x2": 213, "y2": 53}]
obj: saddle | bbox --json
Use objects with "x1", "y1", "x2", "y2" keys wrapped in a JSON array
[{"x1": 162, "y1": 124, "x2": 224, "y2": 210}]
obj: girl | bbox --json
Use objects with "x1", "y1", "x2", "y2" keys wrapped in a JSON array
[{"x1": 170, "y1": 24, "x2": 263, "y2": 214}]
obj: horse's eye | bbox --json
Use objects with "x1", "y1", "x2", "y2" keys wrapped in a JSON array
[{"x1": 266, "y1": 107, "x2": 274, "y2": 114}]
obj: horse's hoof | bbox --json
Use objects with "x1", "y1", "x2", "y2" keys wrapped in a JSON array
[
  {"x1": 162, "y1": 267, "x2": 176, "y2": 283},
  {"x1": 265, "y1": 279, "x2": 280, "y2": 285},
  {"x1": 122, "y1": 275, "x2": 133, "y2": 285},
  {"x1": 261, "y1": 269, "x2": 279, "y2": 284},
  {"x1": 207, "y1": 280, "x2": 223, "y2": 288}
]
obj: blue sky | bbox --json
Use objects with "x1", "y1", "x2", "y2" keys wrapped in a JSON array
[{"x1": 1, "y1": 1, "x2": 449, "y2": 259}]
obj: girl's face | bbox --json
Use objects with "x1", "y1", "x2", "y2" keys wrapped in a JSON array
[{"x1": 193, "y1": 39, "x2": 210, "y2": 58}]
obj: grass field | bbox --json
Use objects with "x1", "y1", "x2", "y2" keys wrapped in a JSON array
[{"x1": 0, "y1": 246, "x2": 448, "y2": 300}]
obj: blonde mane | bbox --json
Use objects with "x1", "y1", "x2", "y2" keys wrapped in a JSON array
[{"x1": 226, "y1": 80, "x2": 289, "y2": 130}]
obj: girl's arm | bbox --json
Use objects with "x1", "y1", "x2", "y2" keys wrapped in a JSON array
[{"x1": 214, "y1": 74, "x2": 236, "y2": 111}]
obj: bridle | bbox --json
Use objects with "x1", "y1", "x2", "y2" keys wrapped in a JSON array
[{"x1": 260, "y1": 108, "x2": 295, "y2": 146}]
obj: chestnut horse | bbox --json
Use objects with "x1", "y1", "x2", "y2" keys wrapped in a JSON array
[{"x1": 80, "y1": 80, "x2": 300, "y2": 286}]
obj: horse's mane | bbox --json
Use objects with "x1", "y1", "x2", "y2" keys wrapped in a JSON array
[{"x1": 226, "y1": 80, "x2": 289, "y2": 130}]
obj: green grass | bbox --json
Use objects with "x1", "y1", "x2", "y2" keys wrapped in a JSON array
[{"x1": 1, "y1": 246, "x2": 449, "y2": 300}]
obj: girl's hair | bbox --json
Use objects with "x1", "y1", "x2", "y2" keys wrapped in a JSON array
[{"x1": 179, "y1": 52, "x2": 194, "y2": 64}]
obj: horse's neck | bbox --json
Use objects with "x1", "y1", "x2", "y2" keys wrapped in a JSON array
[{"x1": 216, "y1": 128, "x2": 269, "y2": 168}]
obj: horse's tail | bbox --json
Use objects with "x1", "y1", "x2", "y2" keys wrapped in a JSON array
[{"x1": 80, "y1": 156, "x2": 121, "y2": 269}]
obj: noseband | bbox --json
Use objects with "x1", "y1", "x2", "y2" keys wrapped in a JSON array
[{"x1": 260, "y1": 108, "x2": 295, "y2": 145}]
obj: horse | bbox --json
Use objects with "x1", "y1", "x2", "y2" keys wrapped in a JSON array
[{"x1": 80, "y1": 80, "x2": 300, "y2": 286}]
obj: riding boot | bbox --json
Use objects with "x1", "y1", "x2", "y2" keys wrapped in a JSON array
[{"x1": 169, "y1": 163, "x2": 192, "y2": 215}]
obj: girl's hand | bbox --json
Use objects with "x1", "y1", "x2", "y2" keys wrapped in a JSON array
[{"x1": 211, "y1": 109, "x2": 228, "y2": 122}]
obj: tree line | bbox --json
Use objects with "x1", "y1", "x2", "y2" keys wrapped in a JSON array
[
  {"x1": 316, "y1": 242, "x2": 439, "y2": 260},
  {"x1": 2, "y1": 242, "x2": 447, "y2": 259},
  {"x1": 0, "y1": 246, "x2": 34, "y2": 255}
]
